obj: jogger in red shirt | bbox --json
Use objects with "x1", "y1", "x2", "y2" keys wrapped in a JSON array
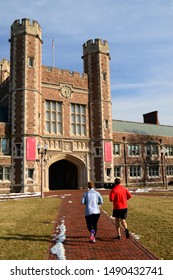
[{"x1": 109, "y1": 178, "x2": 132, "y2": 239}]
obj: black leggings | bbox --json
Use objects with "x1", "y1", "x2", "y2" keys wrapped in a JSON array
[{"x1": 85, "y1": 213, "x2": 100, "y2": 235}]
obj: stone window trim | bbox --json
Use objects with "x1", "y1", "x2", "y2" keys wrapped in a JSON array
[
  {"x1": 106, "y1": 168, "x2": 111, "y2": 177},
  {"x1": 71, "y1": 103, "x2": 86, "y2": 136},
  {"x1": 27, "y1": 168, "x2": 34, "y2": 180},
  {"x1": 114, "y1": 165, "x2": 121, "y2": 178},
  {"x1": 95, "y1": 147, "x2": 102, "y2": 156},
  {"x1": 146, "y1": 144, "x2": 159, "y2": 157},
  {"x1": 28, "y1": 56, "x2": 35, "y2": 68},
  {"x1": 102, "y1": 72, "x2": 107, "y2": 81},
  {"x1": 45, "y1": 100, "x2": 62, "y2": 135},
  {"x1": 148, "y1": 165, "x2": 160, "y2": 177},
  {"x1": 15, "y1": 143, "x2": 22, "y2": 157},
  {"x1": 113, "y1": 143, "x2": 120, "y2": 156},
  {"x1": 0, "y1": 138, "x2": 10, "y2": 155},
  {"x1": 165, "y1": 146, "x2": 173, "y2": 157},
  {"x1": 128, "y1": 144, "x2": 140, "y2": 157},
  {"x1": 129, "y1": 165, "x2": 142, "y2": 178},
  {"x1": 104, "y1": 120, "x2": 109, "y2": 129},
  {"x1": 0, "y1": 166, "x2": 11, "y2": 181},
  {"x1": 166, "y1": 165, "x2": 173, "y2": 177}
]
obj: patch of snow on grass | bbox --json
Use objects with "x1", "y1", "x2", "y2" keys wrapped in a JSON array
[
  {"x1": 0, "y1": 192, "x2": 72, "y2": 201},
  {"x1": 51, "y1": 218, "x2": 66, "y2": 260},
  {"x1": 0, "y1": 192, "x2": 40, "y2": 201},
  {"x1": 131, "y1": 232, "x2": 141, "y2": 240},
  {"x1": 134, "y1": 188, "x2": 152, "y2": 193}
]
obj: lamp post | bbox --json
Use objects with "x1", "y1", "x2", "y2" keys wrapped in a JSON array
[
  {"x1": 37, "y1": 143, "x2": 48, "y2": 198},
  {"x1": 160, "y1": 140, "x2": 168, "y2": 189},
  {"x1": 122, "y1": 137, "x2": 128, "y2": 187}
]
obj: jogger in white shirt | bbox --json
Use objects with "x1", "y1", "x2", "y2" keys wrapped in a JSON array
[{"x1": 81, "y1": 181, "x2": 103, "y2": 242}]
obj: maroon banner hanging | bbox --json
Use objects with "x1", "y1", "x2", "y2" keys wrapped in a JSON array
[
  {"x1": 104, "y1": 141, "x2": 112, "y2": 162},
  {"x1": 26, "y1": 137, "x2": 36, "y2": 161}
]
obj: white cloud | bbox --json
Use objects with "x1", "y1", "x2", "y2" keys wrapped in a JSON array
[{"x1": 111, "y1": 81, "x2": 173, "y2": 90}]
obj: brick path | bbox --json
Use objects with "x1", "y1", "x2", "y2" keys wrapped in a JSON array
[{"x1": 47, "y1": 190, "x2": 158, "y2": 260}]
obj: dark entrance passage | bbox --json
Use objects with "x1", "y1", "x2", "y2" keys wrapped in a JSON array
[{"x1": 49, "y1": 159, "x2": 78, "y2": 190}]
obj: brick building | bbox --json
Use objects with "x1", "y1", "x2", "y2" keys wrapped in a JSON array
[{"x1": 0, "y1": 18, "x2": 173, "y2": 194}]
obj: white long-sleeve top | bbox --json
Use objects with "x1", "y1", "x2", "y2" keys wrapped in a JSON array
[{"x1": 81, "y1": 189, "x2": 103, "y2": 216}]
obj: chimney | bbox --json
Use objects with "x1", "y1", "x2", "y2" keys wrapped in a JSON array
[{"x1": 143, "y1": 111, "x2": 159, "y2": 125}]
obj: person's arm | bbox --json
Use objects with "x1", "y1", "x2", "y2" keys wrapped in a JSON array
[
  {"x1": 109, "y1": 190, "x2": 114, "y2": 202},
  {"x1": 81, "y1": 193, "x2": 86, "y2": 204},
  {"x1": 98, "y1": 193, "x2": 103, "y2": 205}
]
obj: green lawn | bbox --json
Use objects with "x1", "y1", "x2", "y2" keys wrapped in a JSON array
[
  {"x1": 1, "y1": 193, "x2": 172, "y2": 260},
  {"x1": 102, "y1": 194, "x2": 173, "y2": 260},
  {"x1": 0, "y1": 197, "x2": 60, "y2": 260}
]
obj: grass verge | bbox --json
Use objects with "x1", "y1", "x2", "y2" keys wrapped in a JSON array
[
  {"x1": 0, "y1": 197, "x2": 60, "y2": 260},
  {"x1": 102, "y1": 194, "x2": 173, "y2": 260}
]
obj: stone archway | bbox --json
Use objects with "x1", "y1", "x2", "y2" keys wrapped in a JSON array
[
  {"x1": 44, "y1": 154, "x2": 88, "y2": 191},
  {"x1": 49, "y1": 159, "x2": 78, "y2": 190}
]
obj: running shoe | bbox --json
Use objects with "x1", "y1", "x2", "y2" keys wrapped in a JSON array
[
  {"x1": 90, "y1": 229, "x2": 95, "y2": 242},
  {"x1": 125, "y1": 228, "x2": 130, "y2": 238},
  {"x1": 115, "y1": 235, "x2": 121, "y2": 240}
]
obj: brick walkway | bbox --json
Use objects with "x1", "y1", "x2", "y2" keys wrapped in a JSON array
[{"x1": 47, "y1": 190, "x2": 158, "y2": 260}]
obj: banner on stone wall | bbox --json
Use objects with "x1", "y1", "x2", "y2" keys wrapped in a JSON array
[
  {"x1": 26, "y1": 137, "x2": 36, "y2": 161},
  {"x1": 104, "y1": 141, "x2": 112, "y2": 162}
]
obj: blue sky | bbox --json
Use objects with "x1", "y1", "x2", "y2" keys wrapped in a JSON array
[{"x1": 1, "y1": 0, "x2": 173, "y2": 125}]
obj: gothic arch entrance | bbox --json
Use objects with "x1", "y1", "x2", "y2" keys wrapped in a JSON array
[
  {"x1": 45, "y1": 154, "x2": 88, "y2": 190},
  {"x1": 49, "y1": 159, "x2": 78, "y2": 190}
]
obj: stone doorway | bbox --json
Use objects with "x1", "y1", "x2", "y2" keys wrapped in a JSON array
[{"x1": 49, "y1": 159, "x2": 78, "y2": 190}]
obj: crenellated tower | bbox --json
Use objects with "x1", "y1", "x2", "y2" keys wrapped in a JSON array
[
  {"x1": 82, "y1": 39, "x2": 114, "y2": 186},
  {"x1": 9, "y1": 18, "x2": 42, "y2": 192}
]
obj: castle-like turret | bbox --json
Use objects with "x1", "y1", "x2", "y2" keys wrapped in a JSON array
[
  {"x1": 10, "y1": 18, "x2": 43, "y2": 192},
  {"x1": 82, "y1": 39, "x2": 113, "y2": 186},
  {"x1": 83, "y1": 39, "x2": 110, "y2": 56}
]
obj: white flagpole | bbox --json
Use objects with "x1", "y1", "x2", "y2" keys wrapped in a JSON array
[{"x1": 52, "y1": 38, "x2": 55, "y2": 67}]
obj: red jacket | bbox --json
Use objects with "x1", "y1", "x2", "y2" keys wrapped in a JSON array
[{"x1": 109, "y1": 184, "x2": 132, "y2": 209}]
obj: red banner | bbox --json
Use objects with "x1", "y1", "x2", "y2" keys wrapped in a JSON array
[
  {"x1": 104, "y1": 142, "x2": 112, "y2": 162},
  {"x1": 26, "y1": 138, "x2": 36, "y2": 161}
]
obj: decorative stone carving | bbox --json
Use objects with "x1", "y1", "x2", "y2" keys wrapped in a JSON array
[
  {"x1": 63, "y1": 142, "x2": 72, "y2": 151},
  {"x1": 60, "y1": 86, "x2": 71, "y2": 98}
]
